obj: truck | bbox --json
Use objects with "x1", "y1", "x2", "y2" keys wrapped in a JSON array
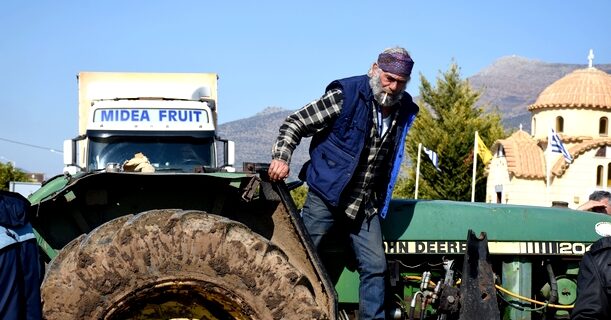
[{"x1": 28, "y1": 71, "x2": 611, "y2": 319}]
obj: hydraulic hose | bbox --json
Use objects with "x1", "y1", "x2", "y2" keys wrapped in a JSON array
[{"x1": 545, "y1": 261, "x2": 559, "y2": 304}]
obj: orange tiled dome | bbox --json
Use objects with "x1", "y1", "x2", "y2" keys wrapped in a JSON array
[{"x1": 528, "y1": 67, "x2": 611, "y2": 111}]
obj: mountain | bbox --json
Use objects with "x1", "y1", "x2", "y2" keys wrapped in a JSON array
[
  {"x1": 218, "y1": 107, "x2": 310, "y2": 179},
  {"x1": 218, "y1": 56, "x2": 611, "y2": 178}
]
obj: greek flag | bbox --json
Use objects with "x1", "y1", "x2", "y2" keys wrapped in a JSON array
[
  {"x1": 549, "y1": 128, "x2": 573, "y2": 163},
  {"x1": 423, "y1": 146, "x2": 440, "y2": 171}
]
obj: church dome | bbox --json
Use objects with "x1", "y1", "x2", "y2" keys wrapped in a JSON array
[{"x1": 528, "y1": 67, "x2": 611, "y2": 111}]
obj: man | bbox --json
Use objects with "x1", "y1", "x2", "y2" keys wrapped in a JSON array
[
  {"x1": 577, "y1": 191, "x2": 611, "y2": 214},
  {"x1": 571, "y1": 236, "x2": 611, "y2": 319},
  {"x1": 268, "y1": 47, "x2": 419, "y2": 319}
]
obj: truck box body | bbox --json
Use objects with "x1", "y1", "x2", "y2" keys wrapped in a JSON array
[
  {"x1": 77, "y1": 72, "x2": 218, "y2": 134},
  {"x1": 70, "y1": 72, "x2": 224, "y2": 172}
]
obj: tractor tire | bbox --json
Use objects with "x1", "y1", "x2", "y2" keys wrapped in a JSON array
[{"x1": 41, "y1": 209, "x2": 328, "y2": 320}]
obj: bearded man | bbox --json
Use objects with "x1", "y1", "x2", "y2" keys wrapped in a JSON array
[{"x1": 268, "y1": 46, "x2": 419, "y2": 319}]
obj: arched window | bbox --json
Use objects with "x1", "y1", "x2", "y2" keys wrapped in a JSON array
[
  {"x1": 597, "y1": 165, "x2": 604, "y2": 187},
  {"x1": 531, "y1": 117, "x2": 536, "y2": 136},
  {"x1": 495, "y1": 145, "x2": 505, "y2": 158},
  {"x1": 595, "y1": 147, "x2": 607, "y2": 157},
  {"x1": 556, "y1": 116, "x2": 564, "y2": 133},
  {"x1": 608, "y1": 163, "x2": 611, "y2": 187},
  {"x1": 600, "y1": 117, "x2": 608, "y2": 135}
]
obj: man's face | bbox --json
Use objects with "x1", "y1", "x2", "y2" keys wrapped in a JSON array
[
  {"x1": 377, "y1": 66, "x2": 408, "y2": 95},
  {"x1": 370, "y1": 64, "x2": 409, "y2": 107}
]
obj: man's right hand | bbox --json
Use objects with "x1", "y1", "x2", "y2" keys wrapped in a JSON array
[{"x1": 268, "y1": 159, "x2": 290, "y2": 182}]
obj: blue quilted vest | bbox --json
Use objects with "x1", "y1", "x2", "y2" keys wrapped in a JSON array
[{"x1": 301, "y1": 75, "x2": 418, "y2": 217}]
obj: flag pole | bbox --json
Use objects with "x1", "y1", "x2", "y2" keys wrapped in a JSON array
[
  {"x1": 471, "y1": 131, "x2": 478, "y2": 202},
  {"x1": 546, "y1": 128, "x2": 552, "y2": 204},
  {"x1": 415, "y1": 143, "x2": 422, "y2": 199}
]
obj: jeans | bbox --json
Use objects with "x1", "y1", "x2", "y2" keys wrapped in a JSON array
[{"x1": 301, "y1": 190, "x2": 387, "y2": 320}]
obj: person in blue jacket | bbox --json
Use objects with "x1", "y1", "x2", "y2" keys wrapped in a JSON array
[
  {"x1": 269, "y1": 46, "x2": 419, "y2": 319},
  {"x1": 0, "y1": 190, "x2": 42, "y2": 320}
]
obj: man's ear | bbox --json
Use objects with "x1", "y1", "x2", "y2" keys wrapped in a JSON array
[{"x1": 368, "y1": 63, "x2": 379, "y2": 77}]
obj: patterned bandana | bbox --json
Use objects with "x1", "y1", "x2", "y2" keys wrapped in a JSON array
[{"x1": 377, "y1": 52, "x2": 414, "y2": 78}]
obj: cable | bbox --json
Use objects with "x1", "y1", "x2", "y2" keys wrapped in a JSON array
[
  {"x1": 403, "y1": 275, "x2": 436, "y2": 288},
  {"x1": 495, "y1": 284, "x2": 573, "y2": 309},
  {"x1": 496, "y1": 290, "x2": 549, "y2": 312},
  {"x1": 0, "y1": 137, "x2": 62, "y2": 154}
]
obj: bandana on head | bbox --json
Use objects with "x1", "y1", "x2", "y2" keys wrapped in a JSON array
[{"x1": 377, "y1": 52, "x2": 414, "y2": 78}]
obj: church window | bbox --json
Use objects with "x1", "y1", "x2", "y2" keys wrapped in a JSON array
[
  {"x1": 595, "y1": 147, "x2": 606, "y2": 157},
  {"x1": 600, "y1": 117, "x2": 608, "y2": 135},
  {"x1": 556, "y1": 116, "x2": 564, "y2": 133},
  {"x1": 597, "y1": 165, "x2": 603, "y2": 187}
]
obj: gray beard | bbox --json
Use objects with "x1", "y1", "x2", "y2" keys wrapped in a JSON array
[{"x1": 369, "y1": 72, "x2": 403, "y2": 107}]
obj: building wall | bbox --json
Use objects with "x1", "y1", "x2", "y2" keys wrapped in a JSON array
[
  {"x1": 531, "y1": 108, "x2": 609, "y2": 139},
  {"x1": 508, "y1": 178, "x2": 548, "y2": 207},
  {"x1": 486, "y1": 156, "x2": 548, "y2": 207},
  {"x1": 547, "y1": 152, "x2": 598, "y2": 208},
  {"x1": 486, "y1": 156, "x2": 509, "y2": 203}
]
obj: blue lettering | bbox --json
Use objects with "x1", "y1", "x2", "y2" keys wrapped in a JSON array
[
  {"x1": 169, "y1": 110, "x2": 177, "y2": 121},
  {"x1": 193, "y1": 110, "x2": 201, "y2": 122},
  {"x1": 131, "y1": 110, "x2": 140, "y2": 121},
  {"x1": 98, "y1": 109, "x2": 208, "y2": 123},
  {"x1": 120, "y1": 110, "x2": 131, "y2": 121},
  {"x1": 101, "y1": 110, "x2": 115, "y2": 121},
  {"x1": 178, "y1": 110, "x2": 188, "y2": 121},
  {"x1": 140, "y1": 110, "x2": 150, "y2": 121}
]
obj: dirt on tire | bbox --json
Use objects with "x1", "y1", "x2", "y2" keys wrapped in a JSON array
[{"x1": 41, "y1": 209, "x2": 329, "y2": 319}]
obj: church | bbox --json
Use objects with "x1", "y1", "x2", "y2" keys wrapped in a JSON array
[{"x1": 485, "y1": 52, "x2": 611, "y2": 209}]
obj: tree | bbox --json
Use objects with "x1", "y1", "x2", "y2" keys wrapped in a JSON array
[
  {"x1": 0, "y1": 161, "x2": 30, "y2": 191},
  {"x1": 394, "y1": 62, "x2": 506, "y2": 201}
]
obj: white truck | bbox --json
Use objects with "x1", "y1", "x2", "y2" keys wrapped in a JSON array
[{"x1": 63, "y1": 72, "x2": 235, "y2": 174}]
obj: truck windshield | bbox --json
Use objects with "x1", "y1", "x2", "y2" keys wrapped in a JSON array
[{"x1": 88, "y1": 135, "x2": 215, "y2": 173}]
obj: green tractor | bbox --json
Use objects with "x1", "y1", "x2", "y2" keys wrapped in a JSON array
[{"x1": 330, "y1": 199, "x2": 609, "y2": 319}]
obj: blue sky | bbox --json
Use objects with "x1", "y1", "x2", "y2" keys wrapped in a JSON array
[{"x1": 1, "y1": 1, "x2": 610, "y2": 177}]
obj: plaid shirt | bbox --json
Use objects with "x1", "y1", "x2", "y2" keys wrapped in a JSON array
[{"x1": 272, "y1": 89, "x2": 397, "y2": 219}]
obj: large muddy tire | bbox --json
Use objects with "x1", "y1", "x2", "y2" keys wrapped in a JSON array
[{"x1": 41, "y1": 209, "x2": 328, "y2": 319}]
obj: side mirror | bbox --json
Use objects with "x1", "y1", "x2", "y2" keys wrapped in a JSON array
[
  {"x1": 63, "y1": 137, "x2": 85, "y2": 174},
  {"x1": 63, "y1": 139, "x2": 75, "y2": 166},
  {"x1": 216, "y1": 138, "x2": 235, "y2": 172}
]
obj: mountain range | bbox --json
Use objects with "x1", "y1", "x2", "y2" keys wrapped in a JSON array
[{"x1": 218, "y1": 56, "x2": 611, "y2": 178}]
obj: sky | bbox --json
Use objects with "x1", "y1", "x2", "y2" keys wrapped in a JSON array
[{"x1": 1, "y1": 0, "x2": 610, "y2": 178}]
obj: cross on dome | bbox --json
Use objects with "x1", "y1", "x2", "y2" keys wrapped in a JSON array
[{"x1": 588, "y1": 49, "x2": 594, "y2": 68}]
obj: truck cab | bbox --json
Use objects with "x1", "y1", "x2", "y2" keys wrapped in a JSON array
[{"x1": 63, "y1": 72, "x2": 235, "y2": 174}]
